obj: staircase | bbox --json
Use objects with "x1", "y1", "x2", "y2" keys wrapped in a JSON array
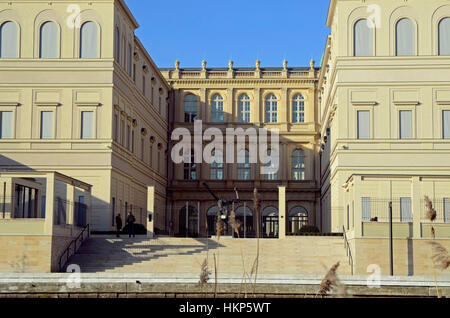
[{"x1": 65, "y1": 236, "x2": 352, "y2": 276}]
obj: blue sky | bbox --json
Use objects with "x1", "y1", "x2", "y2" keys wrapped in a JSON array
[{"x1": 125, "y1": 0, "x2": 331, "y2": 69}]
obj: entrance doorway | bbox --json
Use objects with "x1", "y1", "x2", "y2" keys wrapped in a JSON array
[
  {"x1": 179, "y1": 205, "x2": 199, "y2": 237},
  {"x1": 262, "y1": 206, "x2": 279, "y2": 238}
]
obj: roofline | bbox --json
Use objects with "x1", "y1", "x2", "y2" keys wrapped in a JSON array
[
  {"x1": 159, "y1": 67, "x2": 318, "y2": 71},
  {"x1": 116, "y1": 0, "x2": 139, "y2": 29},
  {"x1": 326, "y1": 0, "x2": 337, "y2": 28}
]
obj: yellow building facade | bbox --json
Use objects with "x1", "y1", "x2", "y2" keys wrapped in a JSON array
[{"x1": 319, "y1": 0, "x2": 450, "y2": 275}]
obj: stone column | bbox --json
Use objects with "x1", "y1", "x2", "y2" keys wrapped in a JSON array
[
  {"x1": 411, "y1": 177, "x2": 421, "y2": 239},
  {"x1": 253, "y1": 88, "x2": 261, "y2": 125},
  {"x1": 199, "y1": 88, "x2": 207, "y2": 121},
  {"x1": 147, "y1": 186, "x2": 155, "y2": 238},
  {"x1": 226, "y1": 88, "x2": 234, "y2": 123},
  {"x1": 353, "y1": 176, "x2": 363, "y2": 238},
  {"x1": 278, "y1": 186, "x2": 286, "y2": 239},
  {"x1": 44, "y1": 173, "x2": 56, "y2": 235}
]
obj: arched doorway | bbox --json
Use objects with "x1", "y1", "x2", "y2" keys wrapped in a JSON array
[
  {"x1": 207, "y1": 205, "x2": 221, "y2": 237},
  {"x1": 179, "y1": 206, "x2": 198, "y2": 237},
  {"x1": 288, "y1": 206, "x2": 308, "y2": 234},
  {"x1": 262, "y1": 206, "x2": 279, "y2": 238},
  {"x1": 235, "y1": 205, "x2": 253, "y2": 238}
]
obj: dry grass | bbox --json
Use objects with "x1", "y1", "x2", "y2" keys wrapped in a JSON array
[
  {"x1": 199, "y1": 258, "x2": 211, "y2": 289},
  {"x1": 429, "y1": 242, "x2": 450, "y2": 271},
  {"x1": 229, "y1": 210, "x2": 242, "y2": 238},
  {"x1": 425, "y1": 196, "x2": 437, "y2": 222},
  {"x1": 316, "y1": 262, "x2": 349, "y2": 298}
]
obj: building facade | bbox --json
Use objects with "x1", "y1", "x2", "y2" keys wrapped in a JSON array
[
  {"x1": 0, "y1": 0, "x2": 169, "y2": 234},
  {"x1": 160, "y1": 62, "x2": 320, "y2": 238},
  {"x1": 319, "y1": 0, "x2": 450, "y2": 275}
]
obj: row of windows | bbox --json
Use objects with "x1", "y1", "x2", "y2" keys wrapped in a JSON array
[
  {"x1": 0, "y1": 20, "x2": 99, "y2": 58},
  {"x1": 184, "y1": 93, "x2": 306, "y2": 124},
  {"x1": 112, "y1": 112, "x2": 165, "y2": 174},
  {"x1": 183, "y1": 149, "x2": 306, "y2": 181},
  {"x1": 0, "y1": 110, "x2": 94, "y2": 139},
  {"x1": 356, "y1": 110, "x2": 450, "y2": 139},
  {"x1": 354, "y1": 17, "x2": 450, "y2": 56}
]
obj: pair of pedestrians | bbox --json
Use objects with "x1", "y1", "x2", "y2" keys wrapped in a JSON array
[{"x1": 115, "y1": 212, "x2": 136, "y2": 238}]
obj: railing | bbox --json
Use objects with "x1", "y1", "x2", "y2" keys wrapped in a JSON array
[
  {"x1": 342, "y1": 226, "x2": 354, "y2": 275},
  {"x1": 58, "y1": 224, "x2": 90, "y2": 272}
]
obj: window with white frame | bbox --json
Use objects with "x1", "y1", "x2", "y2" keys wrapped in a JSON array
[
  {"x1": 81, "y1": 111, "x2": 94, "y2": 139},
  {"x1": 292, "y1": 149, "x2": 306, "y2": 180},
  {"x1": 396, "y1": 18, "x2": 415, "y2": 56},
  {"x1": 399, "y1": 110, "x2": 413, "y2": 139},
  {"x1": 292, "y1": 94, "x2": 305, "y2": 123},
  {"x1": 184, "y1": 94, "x2": 197, "y2": 123},
  {"x1": 40, "y1": 111, "x2": 53, "y2": 139},
  {"x1": 210, "y1": 149, "x2": 224, "y2": 180},
  {"x1": 238, "y1": 94, "x2": 251, "y2": 123},
  {"x1": 265, "y1": 94, "x2": 278, "y2": 123},
  {"x1": 40, "y1": 21, "x2": 58, "y2": 58},
  {"x1": 237, "y1": 149, "x2": 251, "y2": 180},
  {"x1": 80, "y1": 21, "x2": 98, "y2": 58},
  {"x1": 211, "y1": 94, "x2": 224, "y2": 123},
  {"x1": 354, "y1": 19, "x2": 373, "y2": 57},
  {"x1": 439, "y1": 17, "x2": 450, "y2": 56},
  {"x1": 0, "y1": 111, "x2": 13, "y2": 139},
  {"x1": 443, "y1": 110, "x2": 450, "y2": 139},
  {"x1": 357, "y1": 110, "x2": 370, "y2": 139},
  {"x1": 0, "y1": 21, "x2": 18, "y2": 58},
  {"x1": 400, "y1": 197, "x2": 413, "y2": 222}
]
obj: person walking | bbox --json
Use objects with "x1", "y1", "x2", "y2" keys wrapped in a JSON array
[
  {"x1": 115, "y1": 214, "x2": 122, "y2": 238},
  {"x1": 127, "y1": 211, "x2": 136, "y2": 238}
]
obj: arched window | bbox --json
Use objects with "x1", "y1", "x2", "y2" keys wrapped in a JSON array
[
  {"x1": 292, "y1": 149, "x2": 306, "y2": 181},
  {"x1": 40, "y1": 21, "x2": 58, "y2": 58},
  {"x1": 184, "y1": 94, "x2": 197, "y2": 123},
  {"x1": 265, "y1": 94, "x2": 278, "y2": 123},
  {"x1": 237, "y1": 149, "x2": 250, "y2": 180},
  {"x1": 396, "y1": 18, "x2": 415, "y2": 56},
  {"x1": 354, "y1": 19, "x2": 373, "y2": 57},
  {"x1": 80, "y1": 21, "x2": 98, "y2": 58},
  {"x1": 207, "y1": 206, "x2": 219, "y2": 236},
  {"x1": 292, "y1": 94, "x2": 305, "y2": 123},
  {"x1": 210, "y1": 149, "x2": 224, "y2": 180},
  {"x1": 439, "y1": 17, "x2": 450, "y2": 56},
  {"x1": 211, "y1": 94, "x2": 224, "y2": 123},
  {"x1": 262, "y1": 206, "x2": 279, "y2": 238},
  {"x1": 288, "y1": 206, "x2": 308, "y2": 234},
  {"x1": 0, "y1": 21, "x2": 18, "y2": 58},
  {"x1": 238, "y1": 94, "x2": 251, "y2": 123},
  {"x1": 264, "y1": 149, "x2": 278, "y2": 181}
]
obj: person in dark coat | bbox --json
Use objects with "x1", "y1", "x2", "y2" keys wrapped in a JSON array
[
  {"x1": 115, "y1": 214, "x2": 122, "y2": 238},
  {"x1": 127, "y1": 211, "x2": 136, "y2": 238}
]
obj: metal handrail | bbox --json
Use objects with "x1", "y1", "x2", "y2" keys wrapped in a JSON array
[
  {"x1": 58, "y1": 224, "x2": 90, "y2": 272},
  {"x1": 342, "y1": 226, "x2": 354, "y2": 275}
]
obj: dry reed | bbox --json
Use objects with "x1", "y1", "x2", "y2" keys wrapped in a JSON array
[
  {"x1": 316, "y1": 262, "x2": 348, "y2": 298},
  {"x1": 429, "y1": 242, "x2": 450, "y2": 271}
]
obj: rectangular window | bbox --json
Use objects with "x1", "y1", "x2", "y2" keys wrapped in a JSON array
[
  {"x1": 400, "y1": 197, "x2": 413, "y2": 222},
  {"x1": 133, "y1": 64, "x2": 136, "y2": 82},
  {"x1": 81, "y1": 111, "x2": 94, "y2": 139},
  {"x1": 357, "y1": 111, "x2": 370, "y2": 139},
  {"x1": 399, "y1": 110, "x2": 413, "y2": 139},
  {"x1": 141, "y1": 138, "x2": 144, "y2": 161},
  {"x1": 131, "y1": 130, "x2": 135, "y2": 153},
  {"x1": 114, "y1": 113, "x2": 118, "y2": 142},
  {"x1": 0, "y1": 111, "x2": 13, "y2": 139},
  {"x1": 142, "y1": 76, "x2": 146, "y2": 96},
  {"x1": 120, "y1": 119, "x2": 125, "y2": 145},
  {"x1": 362, "y1": 197, "x2": 371, "y2": 222},
  {"x1": 443, "y1": 110, "x2": 450, "y2": 139},
  {"x1": 127, "y1": 125, "x2": 130, "y2": 150},
  {"x1": 40, "y1": 111, "x2": 53, "y2": 139},
  {"x1": 112, "y1": 197, "x2": 116, "y2": 226},
  {"x1": 444, "y1": 198, "x2": 450, "y2": 223},
  {"x1": 149, "y1": 146, "x2": 153, "y2": 166},
  {"x1": 127, "y1": 43, "x2": 132, "y2": 77}
]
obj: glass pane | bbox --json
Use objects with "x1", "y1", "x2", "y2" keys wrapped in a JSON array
[
  {"x1": 0, "y1": 111, "x2": 13, "y2": 139},
  {"x1": 80, "y1": 21, "x2": 98, "y2": 58},
  {"x1": 357, "y1": 110, "x2": 370, "y2": 139},
  {"x1": 396, "y1": 18, "x2": 415, "y2": 56},
  {"x1": 354, "y1": 19, "x2": 373, "y2": 57},
  {"x1": 0, "y1": 21, "x2": 18, "y2": 58},
  {"x1": 399, "y1": 110, "x2": 412, "y2": 139},
  {"x1": 40, "y1": 111, "x2": 53, "y2": 139},
  {"x1": 81, "y1": 111, "x2": 94, "y2": 139},
  {"x1": 443, "y1": 110, "x2": 450, "y2": 139},
  {"x1": 40, "y1": 21, "x2": 58, "y2": 58},
  {"x1": 439, "y1": 18, "x2": 450, "y2": 56}
]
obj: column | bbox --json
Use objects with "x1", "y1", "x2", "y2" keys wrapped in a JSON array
[
  {"x1": 411, "y1": 177, "x2": 421, "y2": 239},
  {"x1": 226, "y1": 88, "x2": 234, "y2": 123},
  {"x1": 147, "y1": 186, "x2": 155, "y2": 238},
  {"x1": 253, "y1": 88, "x2": 261, "y2": 125},
  {"x1": 278, "y1": 186, "x2": 286, "y2": 239},
  {"x1": 44, "y1": 173, "x2": 56, "y2": 235},
  {"x1": 353, "y1": 176, "x2": 363, "y2": 238},
  {"x1": 280, "y1": 87, "x2": 288, "y2": 124},
  {"x1": 199, "y1": 88, "x2": 207, "y2": 121}
]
